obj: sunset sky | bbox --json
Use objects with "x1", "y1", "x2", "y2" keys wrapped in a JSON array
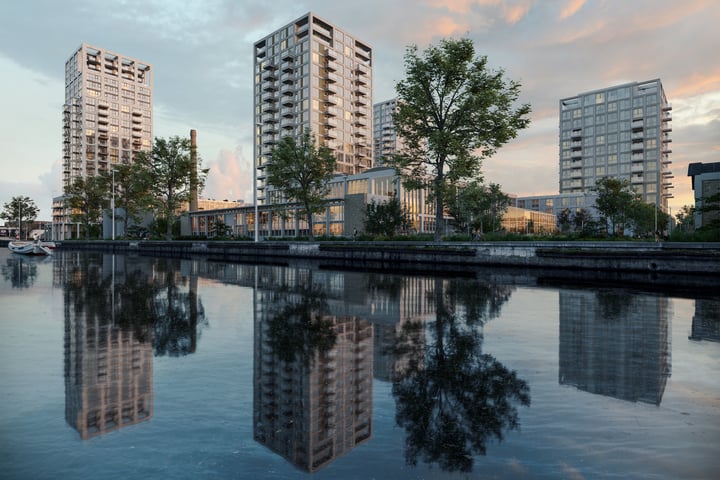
[{"x1": 1, "y1": 0, "x2": 718, "y2": 220}]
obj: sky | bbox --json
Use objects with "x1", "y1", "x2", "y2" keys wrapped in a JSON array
[{"x1": 0, "y1": 0, "x2": 718, "y2": 221}]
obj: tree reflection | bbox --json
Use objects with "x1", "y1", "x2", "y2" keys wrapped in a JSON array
[
  {"x1": 150, "y1": 258, "x2": 207, "y2": 357},
  {"x1": 393, "y1": 278, "x2": 529, "y2": 473},
  {"x1": 1, "y1": 256, "x2": 41, "y2": 288},
  {"x1": 266, "y1": 283, "x2": 337, "y2": 365}
]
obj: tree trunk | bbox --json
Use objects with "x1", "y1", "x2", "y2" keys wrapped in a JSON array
[{"x1": 434, "y1": 175, "x2": 444, "y2": 243}]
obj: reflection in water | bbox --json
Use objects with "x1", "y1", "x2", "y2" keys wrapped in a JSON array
[
  {"x1": 1, "y1": 255, "x2": 46, "y2": 288},
  {"x1": 61, "y1": 253, "x2": 207, "y2": 439},
  {"x1": 254, "y1": 268, "x2": 372, "y2": 472},
  {"x1": 689, "y1": 299, "x2": 720, "y2": 343},
  {"x1": 559, "y1": 289, "x2": 671, "y2": 405},
  {"x1": 392, "y1": 278, "x2": 530, "y2": 473}
]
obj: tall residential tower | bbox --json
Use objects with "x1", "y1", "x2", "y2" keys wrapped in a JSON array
[
  {"x1": 55, "y1": 44, "x2": 153, "y2": 239},
  {"x1": 253, "y1": 13, "x2": 373, "y2": 206},
  {"x1": 559, "y1": 79, "x2": 673, "y2": 209},
  {"x1": 373, "y1": 98, "x2": 401, "y2": 166},
  {"x1": 62, "y1": 43, "x2": 153, "y2": 187}
]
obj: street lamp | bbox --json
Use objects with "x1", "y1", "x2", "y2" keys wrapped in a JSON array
[{"x1": 111, "y1": 169, "x2": 117, "y2": 240}]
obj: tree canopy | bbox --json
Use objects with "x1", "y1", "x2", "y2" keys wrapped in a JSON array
[
  {"x1": 64, "y1": 175, "x2": 110, "y2": 239},
  {"x1": 0, "y1": 196, "x2": 39, "y2": 239},
  {"x1": 592, "y1": 177, "x2": 637, "y2": 236},
  {"x1": 135, "y1": 136, "x2": 207, "y2": 240},
  {"x1": 389, "y1": 38, "x2": 531, "y2": 241},
  {"x1": 266, "y1": 130, "x2": 337, "y2": 240}
]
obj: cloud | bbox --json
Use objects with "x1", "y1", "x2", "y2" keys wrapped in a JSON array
[
  {"x1": 559, "y1": 0, "x2": 586, "y2": 20},
  {"x1": 204, "y1": 146, "x2": 253, "y2": 203}
]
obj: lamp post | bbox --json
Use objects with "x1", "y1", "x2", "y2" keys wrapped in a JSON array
[{"x1": 111, "y1": 169, "x2": 117, "y2": 240}]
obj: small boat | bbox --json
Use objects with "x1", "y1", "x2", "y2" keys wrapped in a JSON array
[{"x1": 8, "y1": 240, "x2": 53, "y2": 256}]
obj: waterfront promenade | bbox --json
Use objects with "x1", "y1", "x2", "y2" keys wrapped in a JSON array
[{"x1": 31, "y1": 239, "x2": 719, "y2": 278}]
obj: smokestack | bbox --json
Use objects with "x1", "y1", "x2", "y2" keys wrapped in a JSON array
[{"x1": 190, "y1": 129, "x2": 198, "y2": 212}]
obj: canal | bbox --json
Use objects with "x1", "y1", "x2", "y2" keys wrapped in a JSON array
[{"x1": 1, "y1": 249, "x2": 718, "y2": 479}]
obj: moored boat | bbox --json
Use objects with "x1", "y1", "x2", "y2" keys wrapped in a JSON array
[{"x1": 8, "y1": 240, "x2": 53, "y2": 256}]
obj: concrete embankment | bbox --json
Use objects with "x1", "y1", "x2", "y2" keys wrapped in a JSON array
[{"x1": 51, "y1": 240, "x2": 719, "y2": 276}]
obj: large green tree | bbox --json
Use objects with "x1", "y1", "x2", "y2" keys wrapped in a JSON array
[
  {"x1": 390, "y1": 38, "x2": 531, "y2": 242},
  {"x1": 111, "y1": 162, "x2": 154, "y2": 238},
  {"x1": 64, "y1": 175, "x2": 110, "y2": 239},
  {"x1": 266, "y1": 130, "x2": 336, "y2": 241},
  {"x1": 136, "y1": 136, "x2": 207, "y2": 240},
  {"x1": 0, "y1": 196, "x2": 39, "y2": 239},
  {"x1": 592, "y1": 177, "x2": 637, "y2": 236}
]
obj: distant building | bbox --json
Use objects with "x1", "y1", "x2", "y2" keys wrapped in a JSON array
[
  {"x1": 55, "y1": 43, "x2": 153, "y2": 240},
  {"x1": 253, "y1": 13, "x2": 373, "y2": 207},
  {"x1": 373, "y1": 98, "x2": 401, "y2": 166},
  {"x1": 688, "y1": 162, "x2": 720, "y2": 229},
  {"x1": 559, "y1": 79, "x2": 673, "y2": 209}
]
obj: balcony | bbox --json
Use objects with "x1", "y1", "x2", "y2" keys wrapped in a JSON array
[
  {"x1": 261, "y1": 91, "x2": 277, "y2": 103},
  {"x1": 280, "y1": 117, "x2": 295, "y2": 129},
  {"x1": 354, "y1": 85, "x2": 369, "y2": 97},
  {"x1": 355, "y1": 63, "x2": 369, "y2": 75},
  {"x1": 262, "y1": 112, "x2": 278, "y2": 124},
  {"x1": 280, "y1": 83, "x2": 295, "y2": 96},
  {"x1": 262, "y1": 102, "x2": 278, "y2": 114},
  {"x1": 280, "y1": 72, "x2": 295, "y2": 84}
]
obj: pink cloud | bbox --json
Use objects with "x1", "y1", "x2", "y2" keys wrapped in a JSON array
[{"x1": 559, "y1": 0, "x2": 586, "y2": 20}]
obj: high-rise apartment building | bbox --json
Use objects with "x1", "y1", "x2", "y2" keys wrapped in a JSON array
[
  {"x1": 62, "y1": 43, "x2": 153, "y2": 187},
  {"x1": 55, "y1": 44, "x2": 153, "y2": 239},
  {"x1": 253, "y1": 13, "x2": 373, "y2": 205},
  {"x1": 559, "y1": 79, "x2": 673, "y2": 209},
  {"x1": 373, "y1": 98, "x2": 401, "y2": 166}
]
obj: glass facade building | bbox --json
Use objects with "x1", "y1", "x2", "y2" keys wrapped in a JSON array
[{"x1": 559, "y1": 79, "x2": 673, "y2": 209}]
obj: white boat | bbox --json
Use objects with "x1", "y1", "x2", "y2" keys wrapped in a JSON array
[{"x1": 8, "y1": 240, "x2": 53, "y2": 256}]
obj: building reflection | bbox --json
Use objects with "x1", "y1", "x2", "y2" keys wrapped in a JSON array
[
  {"x1": 689, "y1": 299, "x2": 720, "y2": 343},
  {"x1": 60, "y1": 253, "x2": 206, "y2": 439},
  {"x1": 558, "y1": 289, "x2": 671, "y2": 405}
]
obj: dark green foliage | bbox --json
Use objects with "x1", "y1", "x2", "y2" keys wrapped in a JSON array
[
  {"x1": 266, "y1": 130, "x2": 337, "y2": 241},
  {"x1": 389, "y1": 38, "x2": 531, "y2": 242},
  {"x1": 0, "y1": 196, "x2": 39, "y2": 239},
  {"x1": 364, "y1": 196, "x2": 410, "y2": 237},
  {"x1": 64, "y1": 175, "x2": 110, "y2": 239},
  {"x1": 135, "y1": 136, "x2": 208, "y2": 240}
]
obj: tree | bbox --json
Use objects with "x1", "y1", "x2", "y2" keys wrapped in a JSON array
[
  {"x1": 674, "y1": 205, "x2": 695, "y2": 233},
  {"x1": 572, "y1": 208, "x2": 596, "y2": 236},
  {"x1": 557, "y1": 208, "x2": 573, "y2": 233},
  {"x1": 64, "y1": 175, "x2": 110, "y2": 239},
  {"x1": 136, "y1": 136, "x2": 207, "y2": 240},
  {"x1": 0, "y1": 196, "x2": 39, "y2": 239},
  {"x1": 390, "y1": 38, "x2": 531, "y2": 242},
  {"x1": 364, "y1": 196, "x2": 409, "y2": 237},
  {"x1": 592, "y1": 177, "x2": 637, "y2": 236},
  {"x1": 266, "y1": 130, "x2": 336, "y2": 241},
  {"x1": 111, "y1": 162, "x2": 154, "y2": 238},
  {"x1": 447, "y1": 182, "x2": 510, "y2": 236}
]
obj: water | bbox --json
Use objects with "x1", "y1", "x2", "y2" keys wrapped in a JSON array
[{"x1": 1, "y1": 249, "x2": 718, "y2": 479}]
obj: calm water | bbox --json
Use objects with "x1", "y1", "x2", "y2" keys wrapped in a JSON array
[{"x1": 1, "y1": 249, "x2": 718, "y2": 479}]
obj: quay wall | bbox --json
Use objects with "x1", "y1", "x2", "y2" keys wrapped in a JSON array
[{"x1": 48, "y1": 240, "x2": 720, "y2": 276}]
